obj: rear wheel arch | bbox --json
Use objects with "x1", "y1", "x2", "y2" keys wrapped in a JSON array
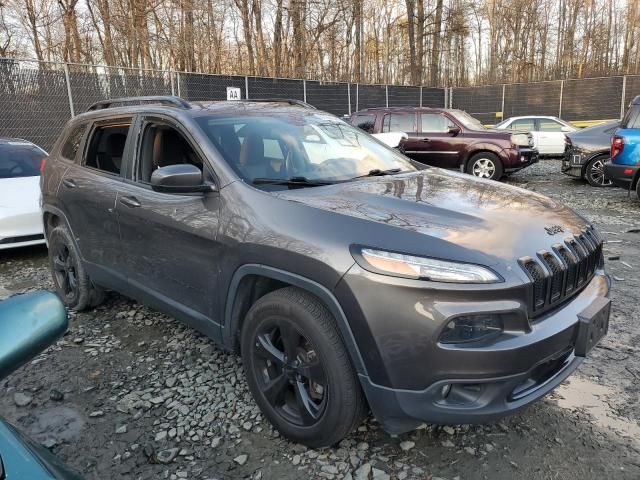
[{"x1": 223, "y1": 265, "x2": 367, "y2": 376}]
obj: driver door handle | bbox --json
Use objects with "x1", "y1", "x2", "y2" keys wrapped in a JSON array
[
  {"x1": 62, "y1": 178, "x2": 78, "y2": 188},
  {"x1": 120, "y1": 196, "x2": 141, "y2": 208},
  {"x1": 419, "y1": 138, "x2": 431, "y2": 142}
]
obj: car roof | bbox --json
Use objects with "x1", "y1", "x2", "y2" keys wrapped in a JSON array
[
  {"x1": 71, "y1": 96, "x2": 324, "y2": 124},
  {"x1": 504, "y1": 116, "x2": 561, "y2": 121},
  {"x1": 354, "y1": 106, "x2": 445, "y2": 114},
  {"x1": 0, "y1": 137, "x2": 37, "y2": 145},
  {"x1": 630, "y1": 95, "x2": 640, "y2": 106}
]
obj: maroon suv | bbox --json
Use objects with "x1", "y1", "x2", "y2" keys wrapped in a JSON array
[{"x1": 350, "y1": 107, "x2": 538, "y2": 180}]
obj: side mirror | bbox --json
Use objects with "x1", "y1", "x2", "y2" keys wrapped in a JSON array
[
  {"x1": 150, "y1": 164, "x2": 214, "y2": 193},
  {"x1": 448, "y1": 126, "x2": 461, "y2": 136},
  {"x1": 560, "y1": 125, "x2": 573, "y2": 133},
  {"x1": 0, "y1": 291, "x2": 67, "y2": 380}
]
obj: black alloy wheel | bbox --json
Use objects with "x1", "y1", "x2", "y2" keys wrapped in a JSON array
[
  {"x1": 52, "y1": 242, "x2": 79, "y2": 301},
  {"x1": 252, "y1": 320, "x2": 327, "y2": 426},
  {"x1": 585, "y1": 156, "x2": 613, "y2": 187}
]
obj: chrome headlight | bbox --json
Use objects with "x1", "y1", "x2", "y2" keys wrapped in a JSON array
[
  {"x1": 510, "y1": 133, "x2": 530, "y2": 147},
  {"x1": 353, "y1": 247, "x2": 501, "y2": 284}
]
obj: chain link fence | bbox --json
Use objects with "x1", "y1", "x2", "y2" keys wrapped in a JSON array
[{"x1": 1, "y1": 57, "x2": 639, "y2": 151}]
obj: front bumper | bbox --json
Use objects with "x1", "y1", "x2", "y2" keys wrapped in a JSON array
[
  {"x1": 604, "y1": 161, "x2": 639, "y2": 189},
  {"x1": 338, "y1": 268, "x2": 610, "y2": 434},
  {"x1": 561, "y1": 149, "x2": 587, "y2": 178},
  {"x1": 503, "y1": 147, "x2": 538, "y2": 173}
]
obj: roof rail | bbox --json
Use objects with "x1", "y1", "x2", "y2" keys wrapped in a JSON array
[
  {"x1": 87, "y1": 95, "x2": 191, "y2": 112},
  {"x1": 242, "y1": 98, "x2": 317, "y2": 109}
]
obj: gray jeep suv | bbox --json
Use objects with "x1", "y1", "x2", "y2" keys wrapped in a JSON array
[{"x1": 41, "y1": 96, "x2": 611, "y2": 447}]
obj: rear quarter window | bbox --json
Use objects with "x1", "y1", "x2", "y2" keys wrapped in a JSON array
[
  {"x1": 60, "y1": 124, "x2": 87, "y2": 162},
  {"x1": 351, "y1": 114, "x2": 376, "y2": 133},
  {"x1": 621, "y1": 105, "x2": 640, "y2": 129}
]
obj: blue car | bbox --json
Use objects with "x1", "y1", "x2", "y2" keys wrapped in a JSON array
[{"x1": 605, "y1": 95, "x2": 640, "y2": 199}]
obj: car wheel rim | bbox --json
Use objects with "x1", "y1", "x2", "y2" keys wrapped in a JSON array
[
  {"x1": 252, "y1": 320, "x2": 327, "y2": 427},
  {"x1": 472, "y1": 158, "x2": 496, "y2": 178},
  {"x1": 52, "y1": 244, "x2": 77, "y2": 299},
  {"x1": 589, "y1": 159, "x2": 612, "y2": 186}
]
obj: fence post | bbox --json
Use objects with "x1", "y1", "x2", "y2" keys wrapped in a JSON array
[
  {"x1": 385, "y1": 85, "x2": 389, "y2": 107},
  {"x1": 176, "y1": 72, "x2": 181, "y2": 98},
  {"x1": 558, "y1": 80, "x2": 564, "y2": 118},
  {"x1": 356, "y1": 83, "x2": 359, "y2": 112},
  {"x1": 443, "y1": 86, "x2": 447, "y2": 108},
  {"x1": 621, "y1": 76, "x2": 627, "y2": 118},
  {"x1": 449, "y1": 87, "x2": 453, "y2": 108},
  {"x1": 170, "y1": 71, "x2": 175, "y2": 96},
  {"x1": 245, "y1": 76, "x2": 249, "y2": 99},
  {"x1": 63, "y1": 63, "x2": 75, "y2": 117},
  {"x1": 501, "y1": 84, "x2": 506, "y2": 121},
  {"x1": 303, "y1": 79, "x2": 307, "y2": 103},
  {"x1": 420, "y1": 85, "x2": 423, "y2": 107},
  {"x1": 347, "y1": 83, "x2": 351, "y2": 115}
]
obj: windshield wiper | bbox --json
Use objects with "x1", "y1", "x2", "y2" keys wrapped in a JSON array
[
  {"x1": 252, "y1": 176, "x2": 335, "y2": 187},
  {"x1": 352, "y1": 168, "x2": 402, "y2": 179}
]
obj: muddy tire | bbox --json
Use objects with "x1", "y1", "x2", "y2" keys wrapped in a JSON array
[{"x1": 466, "y1": 152, "x2": 504, "y2": 180}]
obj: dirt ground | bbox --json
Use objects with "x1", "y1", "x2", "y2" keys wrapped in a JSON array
[{"x1": 1, "y1": 160, "x2": 639, "y2": 480}]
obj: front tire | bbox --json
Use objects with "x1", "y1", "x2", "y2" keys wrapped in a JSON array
[
  {"x1": 585, "y1": 156, "x2": 613, "y2": 187},
  {"x1": 241, "y1": 287, "x2": 366, "y2": 448},
  {"x1": 466, "y1": 152, "x2": 503, "y2": 180},
  {"x1": 48, "y1": 226, "x2": 105, "y2": 310}
]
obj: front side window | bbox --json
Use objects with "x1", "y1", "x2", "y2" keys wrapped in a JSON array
[
  {"x1": 351, "y1": 114, "x2": 376, "y2": 133},
  {"x1": 0, "y1": 142, "x2": 46, "y2": 179},
  {"x1": 60, "y1": 124, "x2": 86, "y2": 162},
  {"x1": 448, "y1": 110, "x2": 485, "y2": 130},
  {"x1": 421, "y1": 113, "x2": 449, "y2": 132},
  {"x1": 137, "y1": 123, "x2": 203, "y2": 183},
  {"x1": 538, "y1": 119, "x2": 564, "y2": 132},
  {"x1": 195, "y1": 113, "x2": 417, "y2": 189},
  {"x1": 84, "y1": 122, "x2": 131, "y2": 175},
  {"x1": 382, "y1": 114, "x2": 415, "y2": 133},
  {"x1": 511, "y1": 119, "x2": 535, "y2": 131}
]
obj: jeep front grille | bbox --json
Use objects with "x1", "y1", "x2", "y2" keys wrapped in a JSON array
[{"x1": 519, "y1": 227, "x2": 603, "y2": 317}]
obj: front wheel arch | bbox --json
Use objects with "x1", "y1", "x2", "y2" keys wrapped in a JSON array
[{"x1": 223, "y1": 265, "x2": 368, "y2": 376}]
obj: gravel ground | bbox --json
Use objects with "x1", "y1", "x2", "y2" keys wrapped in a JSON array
[{"x1": 1, "y1": 160, "x2": 640, "y2": 480}]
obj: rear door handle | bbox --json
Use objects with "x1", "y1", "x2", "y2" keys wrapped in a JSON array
[
  {"x1": 419, "y1": 138, "x2": 431, "y2": 142},
  {"x1": 62, "y1": 178, "x2": 77, "y2": 188},
  {"x1": 120, "y1": 196, "x2": 141, "y2": 208}
]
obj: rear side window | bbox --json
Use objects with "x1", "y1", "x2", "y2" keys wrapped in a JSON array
[
  {"x1": 511, "y1": 118, "x2": 535, "y2": 131},
  {"x1": 84, "y1": 123, "x2": 131, "y2": 175},
  {"x1": 60, "y1": 124, "x2": 86, "y2": 162},
  {"x1": 382, "y1": 114, "x2": 415, "y2": 133},
  {"x1": 351, "y1": 114, "x2": 376, "y2": 133},
  {"x1": 420, "y1": 114, "x2": 449, "y2": 132},
  {"x1": 621, "y1": 105, "x2": 640, "y2": 129},
  {"x1": 0, "y1": 142, "x2": 45, "y2": 179}
]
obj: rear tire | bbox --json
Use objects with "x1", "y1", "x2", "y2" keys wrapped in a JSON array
[
  {"x1": 466, "y1": 152, "x2": 503, "y2": 180},
  {"x1": 47, "y1": 225, "x2": 105, "y2": 310},
  {"x1": 585, "y1": 156, "x2": 613, "y2": 187},
  {"x1": 241, "y1": 287, "x2": 367, "y2": 448}
]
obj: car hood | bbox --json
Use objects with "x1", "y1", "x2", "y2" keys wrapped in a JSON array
[
  {"x1": 0, "y1": 176, "x2": 40, "y2": 212},
  {"x1": 275, "y1": 169, "x2": 591, "y2": 266}
]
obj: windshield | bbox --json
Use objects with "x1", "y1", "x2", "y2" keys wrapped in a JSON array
[
  {"x1": 449, "y1": 110, "x2": 485, "y2": 130},
  {"x1": 195, "y1": 112, "x2": 417, "y2": 188},
  {"x1": 0, "y1": 142, "x2": 45, "y2": 179}
]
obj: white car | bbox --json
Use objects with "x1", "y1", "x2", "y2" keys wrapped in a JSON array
[
  {"x1": 0, "y1": 139, "x2": 48, "y2": 250},
  {"x1": 495, "y1": 116, "x2": 577, "y2": 156}
]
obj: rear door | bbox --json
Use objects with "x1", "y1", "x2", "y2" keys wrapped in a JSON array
[
  {"x1": 115, "y1": 115, "x2": 223, "y2": 335},
  {"x1": 382, "y1": 112, "x2": 419, "y2": 157},
  {"x1": 416, "y1": 112, "x2": 462, "y2": 168},
  {"x1": 57, "y1": 118, "x2": 132, "y2": 276}
]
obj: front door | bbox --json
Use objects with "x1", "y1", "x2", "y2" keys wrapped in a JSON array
[
  {"x1": 535, "y1": 118, "x2": 566, "y2": 155},
  {"x1": 417, "y1": 113, "x2": 463, "y2": 168},
  {"x1": 115, "y1": 116, "x2": 222, "y2": 336}
]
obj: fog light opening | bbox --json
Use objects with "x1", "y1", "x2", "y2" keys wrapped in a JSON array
[{"x1": 439, "y1": 314, "x2": 504, "y2": 344}]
